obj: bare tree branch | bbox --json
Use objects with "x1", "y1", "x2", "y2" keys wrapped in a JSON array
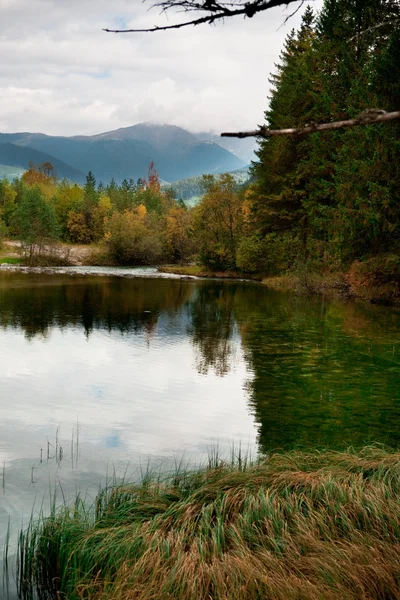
[
  {"x1": 280, "y1": 0, "x2": 305, "y2": 28},
  {"x1": 103, "y1": 0, "x2": 303, "y2": 33},
  {"x1": 221, "y1": 110, "x2": 400, "y2": 138},
  {"x1": 348, "y1": 18, "x2": 400, "y2": 40}
]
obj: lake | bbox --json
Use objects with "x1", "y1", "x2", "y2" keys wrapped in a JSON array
[{"x1": 0, "y1": 267, "x2": 399, "y2": 596}]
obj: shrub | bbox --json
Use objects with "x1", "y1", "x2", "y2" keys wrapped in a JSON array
[
  {"x1": 237, "y1": 233, "x2": 302, "y2": 274},
  {"x1": 105, "y1": 209, "x2": 163, "y2": 265}
]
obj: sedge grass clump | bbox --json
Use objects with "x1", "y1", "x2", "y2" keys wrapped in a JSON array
[{"x1": 16, "y1": 446, "x2": 400, "y2": 600}]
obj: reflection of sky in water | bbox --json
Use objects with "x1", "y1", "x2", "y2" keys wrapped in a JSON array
[
  {"x1": 105, "y1": 432, "x2": 122, "y2": 448},
  {"x1": 86, "y1": 384, "x2": 106, "y2": 400},
  {"x1": 0, "y1": 327, "x2": 256, "y2": 461},
  {"x1": 3, "y1": 272, "x2": 399, "y2": 592},
  {"x1": 0, "y1": 288, "x2": 257, "y2": 589}
]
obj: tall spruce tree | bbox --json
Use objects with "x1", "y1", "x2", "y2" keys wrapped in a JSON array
[
  {"x1": 307, "y1": 0, "x2": 400, "y2": 262},
  {"x1": 248, "y1": 0, "x2": 400, "y2": 272},
  {"x1": 249, "y1": 7, "x2": 316, "y2": 268}
]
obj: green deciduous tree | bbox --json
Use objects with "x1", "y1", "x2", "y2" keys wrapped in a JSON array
[{"x1": 12, "y1": 186, "x2": 59, "y2": 265}]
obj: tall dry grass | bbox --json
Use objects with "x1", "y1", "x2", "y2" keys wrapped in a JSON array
[{"x1": 16, "y1": 446, "x2": 400, "y2": 599}]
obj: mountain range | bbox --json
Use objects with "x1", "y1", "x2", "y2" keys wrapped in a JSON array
[{"x1": 0, "y1": 123, "x2": 256, "y2": 184}]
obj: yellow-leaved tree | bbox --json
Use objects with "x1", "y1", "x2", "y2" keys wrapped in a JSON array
[
  {"x1": 92, "y1": 195, "x2": 113, "y2": 241},
  {"x1": 194, "y1": 174, "x2": 244, "y2": 271},
  {"x1": 52, "y1": 181, "x2": 84, "y2": 240},
  {"x1": 0, "y1": 179, "x2": 17, "y2": 232},
  {"x1": 165, "y1": 205, "x2": 194, "y2": 263},
  {"x1": 105, "y1": 207, "x2": 162, "y2": 265}
]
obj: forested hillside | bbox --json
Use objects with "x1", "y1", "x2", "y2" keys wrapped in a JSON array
[
  {"x1": 0, "y1": 142, "x2": 86, "y2": 182},
  {"x1": 163, "y1": 167, "x2": 250, "y2": 203}
]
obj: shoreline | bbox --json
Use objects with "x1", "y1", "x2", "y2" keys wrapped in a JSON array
[
  {"x1": 159, "y1": 265, "x2": 400, "y2": 307},
  {"x1": 158, "y1": 264, "x2": 259, "y2": 282},
  {"x1": 0, "y1": 263, "x2": 199, "y2": 281},
  {"x1": 1, "y1": 258, "x2": 399, "y2": 306}
]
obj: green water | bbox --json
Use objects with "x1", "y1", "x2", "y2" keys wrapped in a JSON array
[{"x1": 238, "y1": 286, "x2": 400, "y2": 451}]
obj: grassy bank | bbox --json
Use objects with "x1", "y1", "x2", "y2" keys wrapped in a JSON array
[
  {"x1": 158, "y1": 265, "x2": 262, "y2": 280},
  {"x1": 16, "y1": 446, "x2": 400, "y2": 600},
  {"x1": 160, "y1": 262, "x2": 400, "y2": 306},
  {"x1": 263, "y1": 264, "x2": 400, "y2": 306},
  {"x1": 0, "y1": 256, "x2": 24, "y2": 265}
]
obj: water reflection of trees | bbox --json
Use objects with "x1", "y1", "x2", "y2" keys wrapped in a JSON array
[
  {"x1": 0, "y1": 274, "x2": 194, "y2": 339},
  {"x1": 232, "y1": 286, "x2": 400, "y2": 453},
  {"x1": 1, "y1": 273, "x2": 399, "y2": 454},
  {"x1": 187, "y1": 284, "x2": 238, "y2": 377}
]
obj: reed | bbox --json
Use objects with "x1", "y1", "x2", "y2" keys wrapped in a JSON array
[{"x1": 15, "y1": 445, "x2": 400, "y2": 600}]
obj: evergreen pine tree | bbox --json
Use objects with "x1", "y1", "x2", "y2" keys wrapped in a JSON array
[
  {"x1": 248, "y1": 0, "x2": 400, "y2": 272},
  {"x1": 249, "y1": 7, "x2": 316, "y2": 269}
]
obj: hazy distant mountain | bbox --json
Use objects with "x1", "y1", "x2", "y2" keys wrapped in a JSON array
[
  {"x1": 0, "y1": 123, "x2": 245, "y2": 184},
  {"x1": 79, "y1": 122, "x2": 197, "y2": 150},
  {"x1": 195, "y1": 132, "x2": 257, "y2": 164},
  {"x1": 0, "y1": 142, "x2": 86, "y2": 182},
  {"x1": 84, "y1": 122, "x2": 257, "y2": 163}
]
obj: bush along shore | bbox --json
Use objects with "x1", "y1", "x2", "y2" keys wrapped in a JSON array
[{"x1": 15, "y1": 446, "x2": 400, "y2": 600}]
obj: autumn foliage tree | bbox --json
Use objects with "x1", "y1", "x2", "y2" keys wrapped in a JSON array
[
  {"x1": 194, "y1": 174, "x2": 244, "y2": 271},
  {"x1": 165, "y1": 205, "x2": 194, "y2": 263},
  {"x1": 22, "y1": 162, "x2": 58, "y2": 199},
  {"x1": 105, "y1": 205, "x2": 163, "y2": 265},
  {"x1": 0, "y1": 179, "x2": 17, "y2": 230}
]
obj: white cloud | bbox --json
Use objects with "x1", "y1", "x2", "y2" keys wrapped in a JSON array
[{"x1": 0, "y1": 0, "x2": 323, "y2": 136}]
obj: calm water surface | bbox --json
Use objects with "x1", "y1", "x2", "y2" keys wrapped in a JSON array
[{"x1": 0, "y1": 267, "x2": 399, "y2": 593}]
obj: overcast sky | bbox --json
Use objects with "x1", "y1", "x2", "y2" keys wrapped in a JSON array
[{"x1": 0, "y1": 0, "x2": 322, "y2": 136}]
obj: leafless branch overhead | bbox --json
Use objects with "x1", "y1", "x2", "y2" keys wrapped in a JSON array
[
  {"x1": 348, "y1": 18, "x2": 400, "y2": 40},
  {"x1": 221, "y1": 110, "x2": 400, "y2": 138},
  {"x1": 103, "y1": 0, "x2": 303, "y2": 33}
]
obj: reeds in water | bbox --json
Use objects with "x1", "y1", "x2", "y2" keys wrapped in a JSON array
[{"x1": 15, "y1": 445, "x2": 400, "y2": 600}]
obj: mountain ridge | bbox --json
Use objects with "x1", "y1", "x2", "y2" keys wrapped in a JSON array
[
  {"x1": 0, "y1": 142, "x2": 86, "y2": 183},
  {"x1": 0, "y1": 123, "x2": 246, "y2": 184}
]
